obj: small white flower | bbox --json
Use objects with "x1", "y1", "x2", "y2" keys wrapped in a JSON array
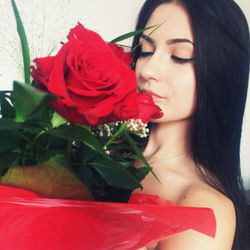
[{"x1": 124, "y1": 119, "x2": 149, "y2": 138}]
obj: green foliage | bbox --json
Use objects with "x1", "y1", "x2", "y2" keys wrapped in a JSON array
[
  {"x1": 0, "y1": 82, "x2": 152, "y2": 200},
  {"x1": 12, "y1": 81, "x2": 55, "y2": 122},
  {"x1": 90, "y1": 155, "x2": 141, "y2": 189},
  {"x1": 0, "y1": 119, "x2": 23, "y2": 130},
  {"x1": 0, "y1": 92, "x2": 15, "y2": 118},
  {"x1": 47, "y1": 124, "x2": 105, "y2": 154},
  {"x1": 124, "y1": 133, "x2": 161, "y2": 183},
  {"x1": 110, "y1": 24, "x2": 159, "y2": 43},
  {"x1": 11, "y1": 0, "x2": 31, "y2": 85},
  {"x1": 0, "y1": 152, "x2": 19, "y2": 174},
  {"x1": 51, "y1": 112, "x2": 67, "y2": 128},
  {"x1": 0, "y1": 131, "x2": 20, "y2": 153}
]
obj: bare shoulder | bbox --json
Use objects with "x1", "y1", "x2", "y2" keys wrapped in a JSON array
[
  {"x1": 178, "y1": 182, "x2": 236, "y2": 215},
  {"x1": 156, "y1": 183, "x2": 236, "y2": 250}
]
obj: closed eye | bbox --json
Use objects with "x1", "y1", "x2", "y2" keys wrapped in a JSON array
[
  {"x1": 171, "y1": 55, "x2": 194, "y2": 63},
  {"x1": 138, "y1": 52, "x2": 194, "y2": 63},
  {"x1": 138, "y1": 51, "x2": 153, "y2": 57}
]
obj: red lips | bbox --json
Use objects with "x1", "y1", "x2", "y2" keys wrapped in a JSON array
[{"x1": 140, "y1": 89, "x2": 164, "y2": 98}]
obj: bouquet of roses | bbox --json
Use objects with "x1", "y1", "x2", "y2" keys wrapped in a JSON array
[
  {"x1": 0, "y1": 1, "x2": 216, "y2": 249},
  {"x1": 0, "y1": 1, "x2": 165, "y2": 202}
]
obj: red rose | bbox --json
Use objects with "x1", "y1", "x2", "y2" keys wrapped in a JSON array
[
  {"x1": 137, "y1": 93, "x2": 163, "y2": 123},
  {"x1": 107, "y1": 43, "x2": 133, "y2": 67},
  {"x1": 31, "y1": 23, "x2": 162, "y2": 125}
]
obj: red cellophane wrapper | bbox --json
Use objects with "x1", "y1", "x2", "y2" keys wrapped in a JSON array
[{"x1": 0, "y1": 185, "x2": 216, "y2": 250}]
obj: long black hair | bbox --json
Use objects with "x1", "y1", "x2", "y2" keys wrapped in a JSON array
[{"x1": 131, "y1": 0, "x2": 250, "y2": 249}]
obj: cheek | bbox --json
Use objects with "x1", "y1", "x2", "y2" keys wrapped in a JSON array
[
  {"x1": 177, "y1": 76, "x2": 196, "y2": 114},
  {"x1": 168, "y1": 65, "x2": 195, "y2": 95},
  {"x1": 182, "y1": 83, "x2": 196, "y2": 108},
  {"x1": 168, "y1": 68, "x2": 196, "y2": 113}
]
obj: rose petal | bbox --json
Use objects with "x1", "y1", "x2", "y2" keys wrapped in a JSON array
[
  {"x1": 30, "y1": 57, "x2": 55, "y2": 87},
  {"x1": 108, "y1": 43, "x2": 133, "y2": 67},
  {"x1": 137, "y1": 93, "x2": 163, "y2": 123}
]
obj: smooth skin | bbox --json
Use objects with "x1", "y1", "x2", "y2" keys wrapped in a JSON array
[{"x1": 134, "y1": 3, "x2": 236, "y2": 250}]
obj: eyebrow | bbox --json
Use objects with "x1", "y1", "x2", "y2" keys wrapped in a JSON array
[{"x1": 140, "y1": 33, "x2": 194, "y2": 46}]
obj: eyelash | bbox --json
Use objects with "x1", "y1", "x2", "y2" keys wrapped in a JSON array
[{"x1": 138, "y1": 52, "x2": 194, "y2": 63}]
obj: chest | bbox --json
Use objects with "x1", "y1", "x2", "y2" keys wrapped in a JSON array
[{"x1": 132, "y1": 164, "x2": 199, "y2": 203}]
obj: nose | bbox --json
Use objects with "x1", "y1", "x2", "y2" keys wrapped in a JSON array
[{"x1": 138, "y1": 50, "x2": 166, "y2": 82}]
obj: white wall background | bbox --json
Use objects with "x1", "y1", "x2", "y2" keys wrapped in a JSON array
[{"x1": 0, "y1": 0, "x2": 249, "y2": 188}]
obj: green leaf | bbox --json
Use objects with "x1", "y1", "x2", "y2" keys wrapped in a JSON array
[
  {"x1": 110, "y1": 24, "x2": 159, "y2": 43},
  {"x1": 51, "y1": 154, "x2": 94, "y2": 190},
  {"x1": 36, "y1": 150, "x2": 66, "y2": 164},
  {"x1": 11, "y1": 0, "x2": 31, "y2": 85},
  {"x1": 47, "y1": 124, "x2": 105, "y2": 154},
  {"x1": 0, "y1": 93, "x2": 15, "y2": 119},
  {"x1": 130, "y1": 21, "x2": 165, "y2": 54},
  {"x1": 0, "y1": 152, "x2": 19, "y2": 173},
  {"x1": 0, "y1": 118, "x2": 23, "y2": 130},
  {"x1": 123, "y1": 133, "x2": 161, "y2": 183},
  {"x1": 74, "y1": 143, "x2": 97, "y2": 162},
  {"x1": 76, "y1": 165, "x2": 94, "y2": 190},
  {"x1": 29, "y1": 106, "x2": 53, "y2": 128},
  {"x1": 103, "y1": 122, "x2": 127, "y2": 148},
  {"x1": 130, "y1": 166, "x2": 151, "y2": 183},
  {"x1": 51, "y1": 112, "x2": 67, "y2": 128},
  {"x1": 51, "y1": 154, "x2": 70, "y2": 167},
  {"x1": 90, "y1": 156, "x2": 141, "y2": 189},
  {"x1": 12, "y1": 81, "x2": 55, "y2": 122},
  {"x1": 0, "y1": 131, "x2": 20, "y2": 153},
  {"x1": 46, "y1": 134, "x2": 67, "y2": 149}
]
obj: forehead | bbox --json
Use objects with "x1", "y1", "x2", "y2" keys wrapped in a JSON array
[{"x1": 144, "y1": 3, "x2": 194, "y2": 43}]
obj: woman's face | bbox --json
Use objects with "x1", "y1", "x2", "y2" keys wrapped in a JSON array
[{"x1": 135, "y1": 3, "x2": 196, "y2": 123}]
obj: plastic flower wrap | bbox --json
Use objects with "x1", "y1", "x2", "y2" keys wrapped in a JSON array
[{"x1": 0, "y1": 185, "x2": 216, "y2": 250}]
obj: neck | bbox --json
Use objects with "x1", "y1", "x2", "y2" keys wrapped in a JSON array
[{"x1": 143, "y1": 119, "x2": 193, "y2": 161}]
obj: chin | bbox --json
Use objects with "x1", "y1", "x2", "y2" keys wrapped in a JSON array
[{"x1": 150, "y1": 116, "x2": 193, "y2": 125}]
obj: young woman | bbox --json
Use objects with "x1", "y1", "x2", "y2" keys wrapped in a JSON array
[{"x1": 131, "y1": 0, "x2": 250, "y2": 249}]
